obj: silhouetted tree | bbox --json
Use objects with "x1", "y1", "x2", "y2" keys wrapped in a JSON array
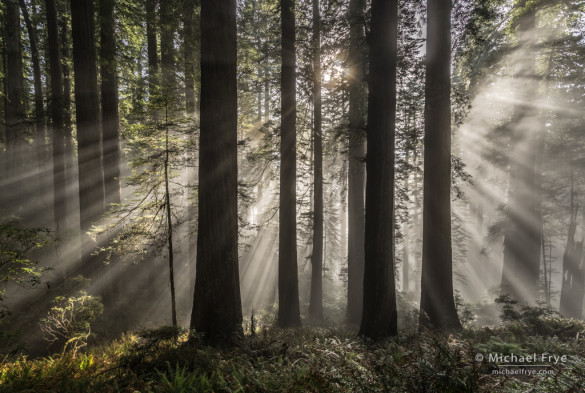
[
  {"x1": 309, "y1": 0, "x2": 323, "y2": 322},
  {"x1": 419, "y1": 0, "x2": 462, "y2": 332},
  {"x1": 359, "y1": 0, "x2": 398, "y2": 338},
  {"x1": 346, "y1": 0, "x2": 366, "y2": 324},
  {"x1": 19, "y1": 0, "x2": 46, "y2": 164},
  {"x1": 100, "y1": 0, "x2": 121, "y2": 205},
  {"x1": 277, "y1": 0, "x2": 301, "y2": 328},
  {"x1": 191, "y1": 0, "x2": 243, "y2": 343},
  {"x1": 46, "y1": 0, "x2": 67, "y2": 232},
  {"x1": 70, "y1": 0, "x2": 105, "y2": 248},
  {"x1": 59, "y1": 9, "x2": 74, "y2": 177},
  {"x1": 4, "y1": 0, "x2": 24, "y2": 177}
]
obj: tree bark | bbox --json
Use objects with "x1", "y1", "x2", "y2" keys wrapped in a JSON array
[
  {"x1": 277, "y1": 0, "x2": 301, "y2": 328},
  {"x1": 419, "y1": 0, "x2": 462, "y2": 332},
  {"x1": 4, "y1": 0, "x2": 24, "y2": 177},
  {"x1": 59, "y1": 7, "x2": 75, "y2": 229},
  {"x1": 346, "y1": 0, "x2": 366, "y2": 324},
  {"x1": 309, "y1": 0, "x2": 323, "y2": 322},
  {"x1": 99, "y1": 0, "x2": 121, "y2": 205},
  {"x1": 70, "y1": 0, "x2": 105, "y2": 248},
  {"x1": 191, "y1": 0, "x2": 243, "y2": 343},
  {"x1": 19, "y1": 0, "x2": 47, "y2": 165},
  {"x1": 183, "y1": 0, "x2": 195, "y2": 113},
  {"x1": 359, "y1": 0, "x2": 398, "y2": 338},
  {"x1": 46, "y1": 0, "x2": 67, "y2": 233}
]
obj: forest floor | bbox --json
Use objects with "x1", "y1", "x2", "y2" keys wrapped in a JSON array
[{"x1": 1, "y1": 315, "x2": 585, "y2": 393}]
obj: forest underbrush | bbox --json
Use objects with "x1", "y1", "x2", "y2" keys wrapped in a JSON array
[{"x1": 2, "y1": 313, "x2": 585, "y2": 393}]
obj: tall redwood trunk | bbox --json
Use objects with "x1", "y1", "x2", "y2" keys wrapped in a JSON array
[
  {"x1": 359, "y1": 0, "x2": 398, "y2": 338},
  {"x1": 100, "y1": 0, "x2": 121, "y2": 205},
  {"x1": 70, "y1": 0, "x2": 105, "y2": 249},
  {"x1": 277, "y1": 0, "x2": 301, "y2": 328},
  {"x1": 20, "y1": 0, "x2": 46, "y2": 165},
  {"x1": 191, "y1": 0, "x2": 243, "y2": 343},
  {"x1": 419, "y1": 0, "x2": 462, "y2": 331},
  {"x1": 4, "y1": 0, "x2": 24, "y2": 177},
  {"x1": 309, "y1": 0, "x2": 323, "y2": 321},
  {"x1": 46, "y1": 0, "x2": 66, "y2": 233},
  {"x1": 346, "y1": 0, "x2": 366, "y2": 324}
]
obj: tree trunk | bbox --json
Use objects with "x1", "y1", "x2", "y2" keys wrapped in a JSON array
[
  {"x1": 419, "y1": 0, "x2": 462, "y2": 332},
  {"x1": 309, "y1": 0, "x2": 323, "y2": 322},
  {"x1": 164, "y1": 111, "x2": 177, "y2": 327},
  {"x1": 403, "y1": 151, "x2": 410, "y2": 293},
  {"x1": 20, "y1": 0, "x2": 47, "y2": 167},
  {"x1": 146, "y1": 0, "x2": 159, "y2": 98},
  {"x1": 70, "y1": 0, "x2": 105, "y2": 250},
  {"x1": 183, "y1": 0, "x2": 195, "y2": 113},
  {"x1": 46, "y1": 0, "x2": 67, "y2": 233},
  {"x1": 559, "y1": 165, "x2": 585, "y2": 319},
  {"x1": 191, "y1": 0, "x2": 243, "y2": 344},
  {"x1": 4, "y1": 0, "x2": 24, "y2": 178},
  {"x1": 346, "y1": 0, "x2": 366, "y2": 324},
  {"x1": 59, "y1": 8, "x2": 75, "y2": 229},
  {"x1": 277, "y1": 0, "x2": 301, "y2": 328},
  {"x1": 100, "y1": 0, "x2": 121, "y2": 205},
  {"x1": 500, "y1": 0, "x2": 541, "y2": 305},
  {"x1": 359, "y1": 0, "x2": 398, "y2": 338},
  {"x1": 264, "y1": 69, "x2": 270, "y2": 122}
]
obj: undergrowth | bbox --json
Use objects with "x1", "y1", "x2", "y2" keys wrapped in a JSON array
[{"x1": 1, "y1": 318, "x2": 584, "y2": 393}]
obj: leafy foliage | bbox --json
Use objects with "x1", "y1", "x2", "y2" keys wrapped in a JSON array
[
  {"x1": 0, "y1": 221, "x2": 52, "y2": 318},
  {"x1": 39, "y1": 291, "x2": 104, "y2": 354},
  {"x1": 2, "y1": 321, "x2": 585, "y2": 392}
]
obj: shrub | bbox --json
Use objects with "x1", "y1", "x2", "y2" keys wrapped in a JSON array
[{"x1": 39, "y1": 291, "x2": 104, "y2": 354}]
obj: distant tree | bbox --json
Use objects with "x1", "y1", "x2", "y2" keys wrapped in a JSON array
[
  {"x1": 4, "y1": 0, "x2": 24, "y2": 177},
  {"x1": 419, "y1": 0, "x2": 462, "y2": 332},
  {"x1": 309, "y1": 0, "x2": 324, "y2": 322},
  {"x1": 46, "y1": 0, "x2": 67, "y2": 233},
  {"x1": 99, "y1": 0, "x2": 121, "y2": 205},
  {"x1": 559, "y1": 194, "x2": 584, "y2": 319},
  {"x1": 359, "y1": 0, "x2": 399, "y2": 338},
  {"x1": 500, "y1": 0, "x2": 541, "y2": 305},
  {"x1": 277, "y1": 0, "x2": 301, "y2": 328},
  {"x1": 69, "y1": 0, "x2": 105, "y2": 251},
  {"x1": 191, "y1": 0, "x2": 243, "y2": 343},
  {"x1": 346, "y1": 0, "x2": 366, "y2": 324}
]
